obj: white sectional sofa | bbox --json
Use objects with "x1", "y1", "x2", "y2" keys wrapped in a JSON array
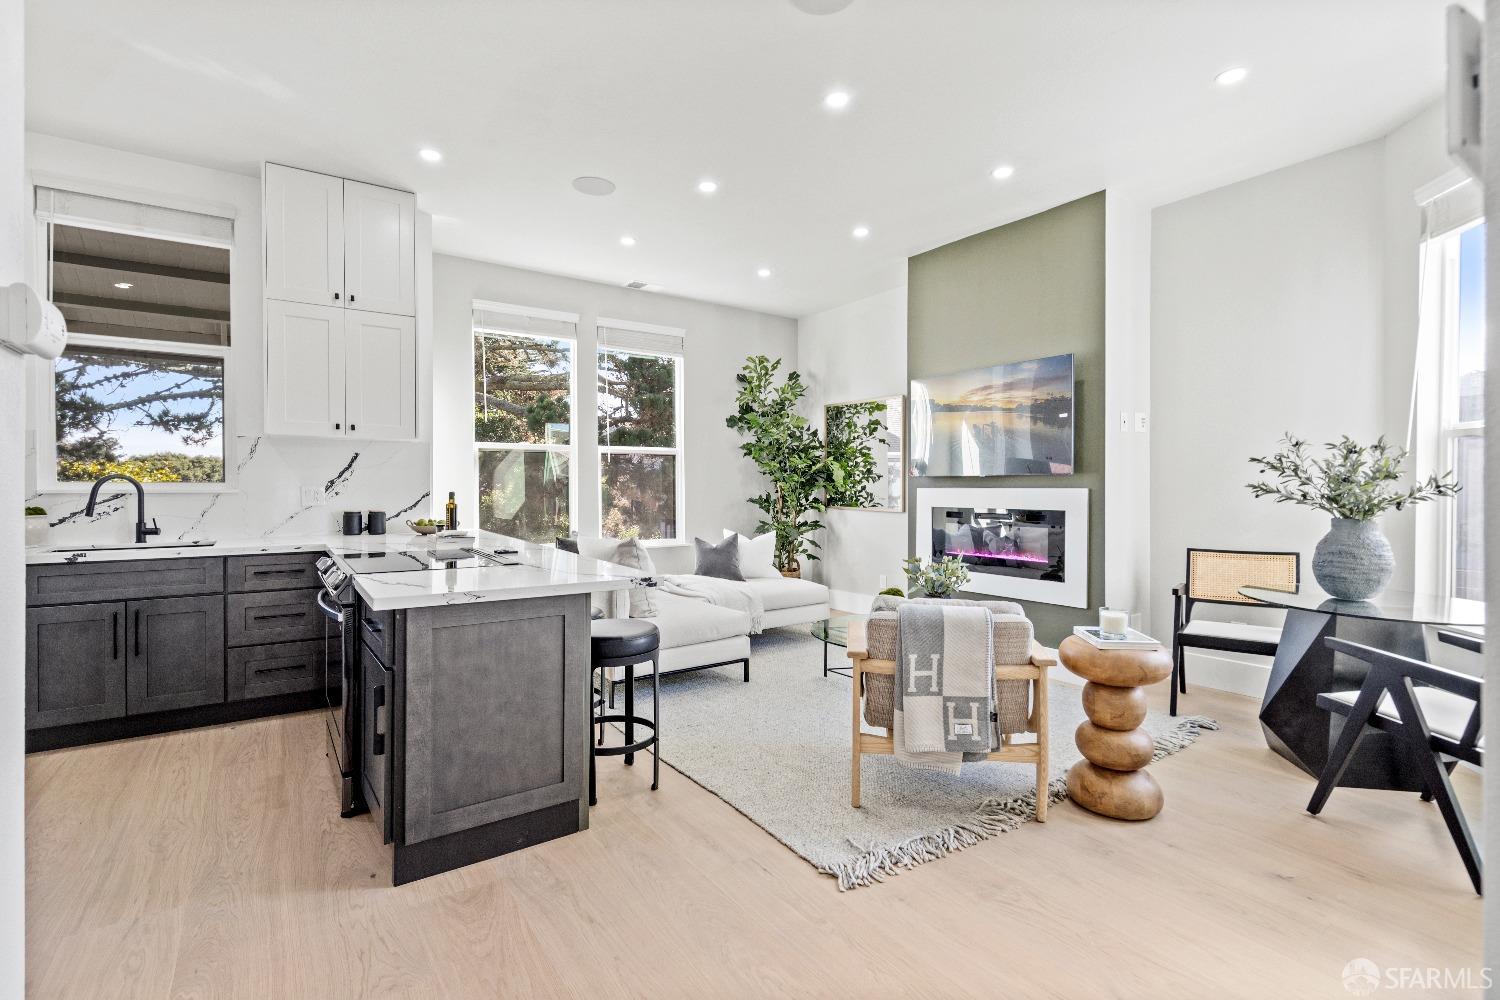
[{"x1": 576, "y1": 537, "x2": 830, "y2": 685}]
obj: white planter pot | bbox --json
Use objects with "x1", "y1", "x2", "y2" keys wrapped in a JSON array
[{"x1": 24, "y1": 515, "x2": 49, "y2": 548}]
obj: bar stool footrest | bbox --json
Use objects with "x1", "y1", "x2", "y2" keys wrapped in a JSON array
[{"x1": 593, "y1": 713, "x2": 658, "y2": 756}]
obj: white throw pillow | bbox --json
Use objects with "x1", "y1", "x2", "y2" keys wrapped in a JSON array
[
  {"x1": 576, "y1": 537, "x2": 657, "y2": 617},
  {"x1": 723, "y1": 529, "x2": 780, "y2": 579}
]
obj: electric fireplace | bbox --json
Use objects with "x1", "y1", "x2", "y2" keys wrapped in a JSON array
[{"x1": 916, "y1": 487, "x2": 1089, "y2": 607}]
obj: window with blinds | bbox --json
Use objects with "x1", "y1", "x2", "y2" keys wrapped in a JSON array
[
  {"x1": 35, "y1": 186, "x2": 234, "y2": 487},
  {"x1": 473, "y1": 302, "x2": 579, "y2": 542},
  {"x1": 597, "y1": 321, "x2": 685, "y2": 540}
]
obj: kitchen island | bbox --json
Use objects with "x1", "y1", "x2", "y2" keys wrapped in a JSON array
[{"x1": 25, "y1": 530, "x2": 637, "y2": 883}]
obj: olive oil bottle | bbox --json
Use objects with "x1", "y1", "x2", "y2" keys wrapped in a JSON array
[{"x1": 445, "y1": 491, "x2": 458, "y2": 530}]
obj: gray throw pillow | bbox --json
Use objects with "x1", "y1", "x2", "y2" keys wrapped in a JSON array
[{"x1": 694, "y1": 535, "x2": 744, "y2": 581}]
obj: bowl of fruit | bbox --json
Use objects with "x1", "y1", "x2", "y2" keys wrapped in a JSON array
[{"x1": 407, "y1": 518, "x2": 443, "y2": 535}]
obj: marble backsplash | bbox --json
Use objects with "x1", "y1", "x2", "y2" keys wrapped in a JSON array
[{"x1": 26, "y1": 435, "x2": 435, "y2": 546}]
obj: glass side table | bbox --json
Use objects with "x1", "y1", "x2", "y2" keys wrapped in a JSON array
[{"x1": 810, "y1": 614, "x2": 866, "y2": 678}]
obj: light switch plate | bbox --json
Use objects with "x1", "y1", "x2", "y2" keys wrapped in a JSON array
[
  {"x1": 1134, "y1": 412, "x2": 1149, "y2": 433},
  {"x1": 1119, "y1": 411, "x2": 1130, "y2": 432}
]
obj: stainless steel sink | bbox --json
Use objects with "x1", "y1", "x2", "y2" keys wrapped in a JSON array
[{"x1": 48, "y1": 540, "x2": 217, "y2": 552}]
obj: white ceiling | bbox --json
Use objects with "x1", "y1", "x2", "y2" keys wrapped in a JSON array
[{"x1": 26, "y1": 0, "x2": 1454, "y2": 318}]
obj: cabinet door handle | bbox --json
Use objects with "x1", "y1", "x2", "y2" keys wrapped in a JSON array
[
  {"x1": 250, "y1": 568, "x2": 305, "y2": 577},
  {"x1": 362, "y1": 617, "x2": 382, "y2": 634},
  {"x1": 334, "y1": 422, "x2": 341, "y2": 431},
  {"x1": 133, "y1": 608, "x2": 141, "y2": 657},
  {"x1": 112, "y1": 611, "x2": 119, "y2": 660},
  {"x1": 252, "y1": 612, "x2": 305, "y2": 623},
  {"x1": 350, "y1": 424, "x2": 356, "y2": 433},
  {"x1": 349, "y1": 294, "x2": 356, "y2": 304},
  {"x1": 333, "y1": 291, "x2": 340, "y2": 301},
  {"x1": 372, "y1": 684, "x2": 387, "y2": 756}
]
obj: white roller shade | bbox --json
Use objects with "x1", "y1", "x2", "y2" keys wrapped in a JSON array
[
  {"x1": 1418, "y1": 174, "x2": 1483, "y2": 239},
  {"x1": 35, "y1": 186, "x2": 234, "y2": 246},
  {"x1": 473, "y1": 301, "x2": 578, "y2": 341},
  {"x1": 597, "y1": 321, "x2": 684, "y2": 357}
]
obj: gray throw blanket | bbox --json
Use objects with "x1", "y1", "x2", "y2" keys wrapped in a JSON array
[{"x1": 892, "y1": 602, "x2": 995, "y2": 775}]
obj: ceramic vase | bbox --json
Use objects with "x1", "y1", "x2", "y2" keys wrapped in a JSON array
[{"x1": 1311, "y1": 517, "x2": 1394, "y2": 601}]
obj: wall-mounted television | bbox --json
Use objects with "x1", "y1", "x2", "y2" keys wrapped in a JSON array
[{"x1": 909, "y1": 353, "x2": 1074, "y2": 476}]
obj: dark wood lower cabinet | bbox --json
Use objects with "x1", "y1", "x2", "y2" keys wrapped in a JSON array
[
  {"x1": 26, "y1": 601, "x2": 127, "y2": 729},
  {"x1": 126, "y1": 595, "x2": 226, "y2": 714}
]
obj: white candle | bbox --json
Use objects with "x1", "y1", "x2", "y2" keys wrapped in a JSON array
[{"x1": 1099, "y1": 608, "x2": 1129, "y2": 639}]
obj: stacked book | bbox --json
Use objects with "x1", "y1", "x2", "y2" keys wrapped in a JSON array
[{"x1": 1072, "y1": 626, "x2": 1162, "y2": 650}]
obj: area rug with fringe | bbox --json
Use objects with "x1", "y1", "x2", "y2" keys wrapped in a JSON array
[{"x1": 612, "y1": 628, "x2": 1218, "y2": 890}]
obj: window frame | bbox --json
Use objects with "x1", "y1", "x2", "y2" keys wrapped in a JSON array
[
  {"x1": 471, "y1": 315, "x2": 580, "y2": 541},
  {"x1": 596, "y1": 345, "x2": 687, "y2": 542},
  {"x1": 1416, "y1": 214, "x2": 1485, "y2": 612},
  {"x1": 31, "y1": 211, "x2": 236, "y2": 494}
]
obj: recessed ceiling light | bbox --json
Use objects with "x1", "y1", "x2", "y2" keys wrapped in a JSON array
[
  {"x1": 572, "y1": 176, "x2": 617, "y2": 196},
  {"x1": 619, "y1": 235, "x2": 637, "y2": 247},
  {"x1": 990, "y1": 164, "x2": 1016, "y2": 181},
  {"x1": 697, "y1": 179, "x2": 719, "y2": 194},
  {"x1": 1214, "y1": 66, "x2": 1248, "y2": 87},
  {"x1": 851, "y1": 225, "x2": 870, "y2": 239},
  {"x1": 757, "y1": 267, "x2": 772, "y2": 278},
  {"x1": 418, "y1": 148, "x2": 443, "y2": 163},
  {"x1": 823, "y1": 90, "x2": 851, "y2": 111},
  {"x1": 113, "y1": 281, "x2": 133, "y2": 289},
  {"x1": 790, "y1": 0, "x2": 855, "y2": 13}
]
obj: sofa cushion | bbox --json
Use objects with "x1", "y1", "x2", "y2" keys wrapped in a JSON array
[
  {"x1": 693, "y1": 535, "x2": 744, "y2": 581},
  {"x1": 575, "y1": 537, "x2": 657, "y2": 617},
  {"x1": 722, "y1": 529, "x2": 780, "y2": 579},
  {"x1": 651, "y1": 592, "x2": 753, "y2": 649},
  {"x1": 742, "y1": 576, "x2": 830, "y2": 611}
]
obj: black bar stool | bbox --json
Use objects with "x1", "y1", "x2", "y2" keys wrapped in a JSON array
[{"x1": 589, "y1": 619, "x2": 660, "y2": 806}]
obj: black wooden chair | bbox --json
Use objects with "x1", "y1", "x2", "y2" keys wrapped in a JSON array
[
  {"x1": 1308, "y1": 637, "x2": 1483, "y2": 895},
  {"x1": 1170, "y1": 548, "x2": 1300, "y2": 715}
]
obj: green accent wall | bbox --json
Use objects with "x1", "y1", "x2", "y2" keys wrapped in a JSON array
[{"x1": 906, "y1": 191, "x2": 1106, "y2": 645}]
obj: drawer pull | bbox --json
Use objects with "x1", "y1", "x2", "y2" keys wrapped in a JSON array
[
  {"x1": 255, "y1": 663, "x2": 308, "y2": 675},
  {"x1": 362, "y1": 617, "x2": 383, "y2": 634},
  {"x1": 112, "y1": 611, "x2": 119, "y2": 660},
  {"x1": 251, "y1": 612, "x2": 306, "y2": 623},
  {"x1": 250, "y1": 568, "x2": 307, "y2": 577},
  {"x1": 134, "y1": 608, "x2": 141, "y2": 657}
]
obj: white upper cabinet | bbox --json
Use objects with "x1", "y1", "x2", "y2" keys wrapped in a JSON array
[
  {"x1": 262, "y1": 163, "x2": 418, "y2": 440},
  {"x1": 343, "y1": 180, "x2": 416, "y2": 316},
  {"x1": 344, "y1": 310, "x2": 417, "y2": 441},
  {"x1": 264, "y1": 164, "x2": 345, "y2": 307},
  {"x1": 264, "y1": 300, "x2": 348, "y2": 437}
]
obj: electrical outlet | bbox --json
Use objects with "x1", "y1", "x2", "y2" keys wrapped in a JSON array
[
  {"x1": 300, "y1": 486, "x2": 323, "y2": 506},
  {"x1": 1134, "y1": 412, "x2": 1149, "y2": 433},
  {"x1": 1119, "y1": 411, "x2": 1130, "y2": 432}
]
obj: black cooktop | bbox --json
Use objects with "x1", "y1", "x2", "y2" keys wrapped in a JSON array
[{"x1": 337, "y1": 547, "x2": 518, "y2": 573}]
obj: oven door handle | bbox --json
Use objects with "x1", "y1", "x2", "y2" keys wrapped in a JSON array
[{"x1": 315, "y1": 589, "x2": 345, "y2": 624}]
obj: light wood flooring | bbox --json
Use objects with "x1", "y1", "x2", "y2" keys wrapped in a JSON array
[{"x1": 26, "y1": 670, "x2": 1483, "y2": 999}]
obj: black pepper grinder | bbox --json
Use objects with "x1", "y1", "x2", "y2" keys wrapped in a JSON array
[{"x1": 445, "y1": 491, "x2": 458, "y2": 530}]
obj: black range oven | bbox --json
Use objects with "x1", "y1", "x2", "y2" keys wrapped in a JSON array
[{"x1": 316, "y1": 557, "x2": 364, "y2": 817}]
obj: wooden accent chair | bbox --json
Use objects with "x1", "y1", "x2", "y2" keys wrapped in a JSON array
[
  {"x1": 1171, "y1": 548, "x2": 1300, "y2": 715},
  {"x1": 1309, "y1": 637, "x2": 1483, "y2": 895},
  {"x1": 845, "y1": 607, "x2": 1054, "y2": 817}
]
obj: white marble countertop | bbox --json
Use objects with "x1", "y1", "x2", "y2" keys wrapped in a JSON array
[{"x1": 25, "y1": 529, "x2": 638, "y2": 612}]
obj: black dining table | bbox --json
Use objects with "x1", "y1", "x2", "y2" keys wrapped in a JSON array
[{"x1": 1240, "y1": 584, "x2": 1484, "y2": 791}]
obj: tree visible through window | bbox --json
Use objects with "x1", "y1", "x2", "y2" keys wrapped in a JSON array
[
  {"x1": 598, "y1": 348, "x2": 681, "y2": 540},
  {"x1": 48, "y1": 223, "x2": 230, "y2": 484},
  {"x1": 474, "y1": 329, "x2": 574, "y2": 541}
]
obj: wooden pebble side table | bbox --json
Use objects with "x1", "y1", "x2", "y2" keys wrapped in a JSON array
[{"x1": 1058, "y1": 635, "x2": 1173, "y2": 821}]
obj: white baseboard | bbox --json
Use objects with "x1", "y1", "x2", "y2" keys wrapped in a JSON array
[
  {"x1": 829, "y1": 589, "x2": 877, "y2": 614},
  {"x1": 1180, "y1": 649, "x2": 1271, "y2": 700}
]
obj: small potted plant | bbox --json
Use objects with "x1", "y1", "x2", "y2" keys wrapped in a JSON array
[
  {"x1": 902, "y1": 555, "x2": 970, "y2": 599},
  {"x1": 1247, "y1": 433, "x2": 1457, "y2": 601},
  {"x1": 25, "y1": 506, "x2": 48, "y2": 548}
]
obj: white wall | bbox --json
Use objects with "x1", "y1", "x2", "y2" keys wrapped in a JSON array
[
  {"x1": 431, "y1": 253, "x2": 798, "y2": 544},
  {"x1": 796, "y1": 286, "x2": 907, "y2": 611},
  {"x1": 22, "y1": 135, "x2": 435, "y2": 542},
  {"x1": 0, "y1": 0, "x2": 25, "y2": 989},
  {"x1": 1150, "y1": 140, "x2": 1388, "y2": 694}
]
